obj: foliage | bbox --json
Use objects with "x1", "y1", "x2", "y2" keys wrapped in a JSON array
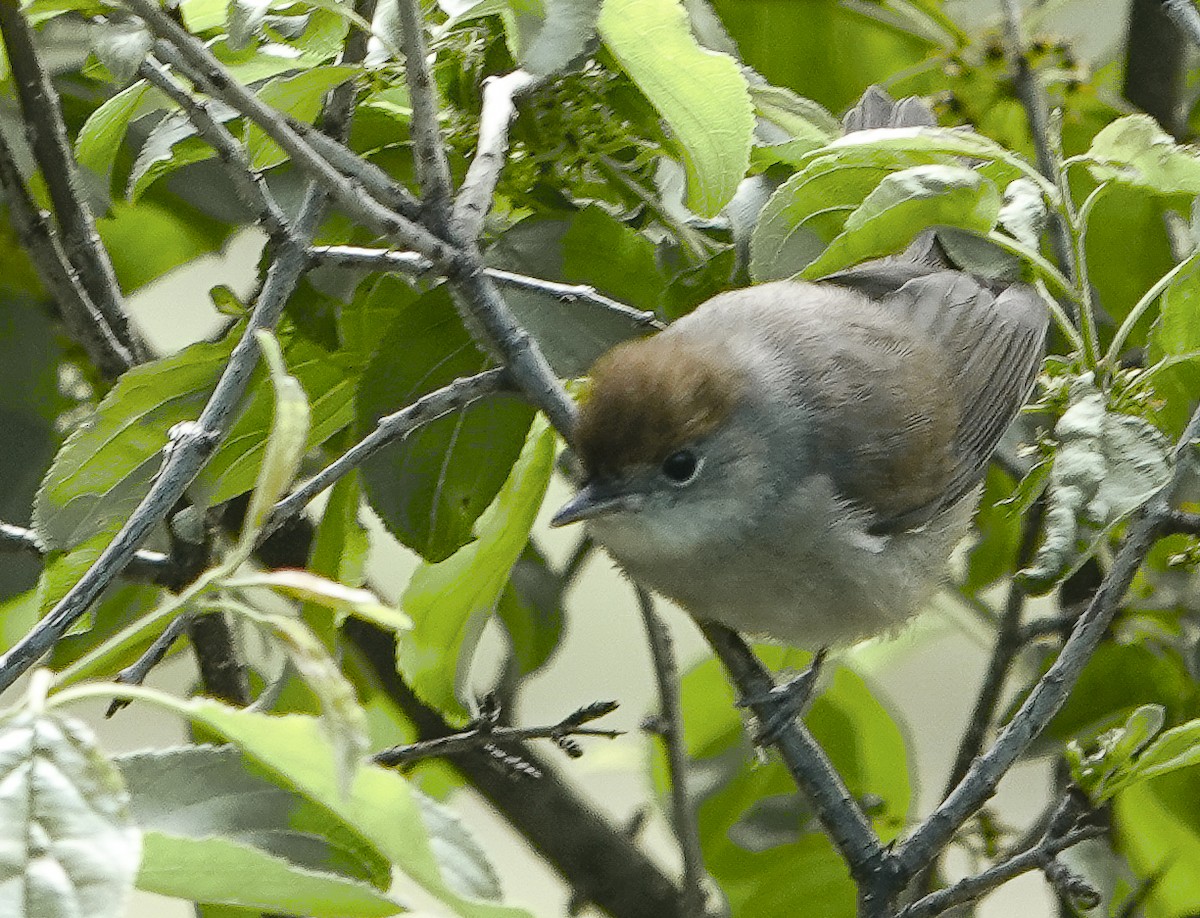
[{"x1": 1, "y1": 1, "x2": 1200, "y2": 917}]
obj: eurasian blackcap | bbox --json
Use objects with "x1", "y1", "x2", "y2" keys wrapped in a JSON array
[
  {"x1": 550, "y1": 93, "x2": 1048, "y2": 650},
  {"x1": 551, "y1": 262, "x2": 1046, "y2": 647}
]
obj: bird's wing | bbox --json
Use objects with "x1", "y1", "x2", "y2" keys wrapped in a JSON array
[{"x1": 869, "y1": 270, "x2": 1047, "y2": 531}]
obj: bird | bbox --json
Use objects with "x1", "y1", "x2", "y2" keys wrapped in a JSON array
[
  {"x1": 550, "y1": 263, "x2": 1046, "y2": 648},
  {"x1": 549, "y1": 90, "x2": 1047, "y2": 652}
]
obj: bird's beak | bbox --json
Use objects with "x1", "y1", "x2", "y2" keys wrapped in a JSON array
[{"x1": 550, "y1": 481, "x2": 637, "y2": 527}]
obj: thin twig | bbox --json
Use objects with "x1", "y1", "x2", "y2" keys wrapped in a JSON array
[
  {"x1": 943, "y1": 495, "x2": 1048, "y2": 796},
  {"x1": 0, "y1": 131, "x2": 132, "y2": 378},
  {"x1": 0, "y1": 0, "x2": 144, "y2": 362},
  {"x1": 373, "y1": 699, "x2": 621, "y2": 766},
  {"x1": 137, "y1": 56, "x2": 292, "y2": 241},
  {"x1": 390, "y1": 0, "x2": 578, "y2": 438},
  {"x1": 454, "y1": 69, "x2": 538, "y2": 240},
  {"x1": 394, "y1": 0, "x2": 454, "y2": 234},
  {"x1": 106, "y1": 613, "x2": 191, "y2": 716},
  {"x1": 0, "y1": 520, "x2": 175, "y2": 583},
  {"x1": 998, "y1": 0, "x2": 1074, "y2": 282},
  {"x1": 900, "y1": 825, "x2": 1103, "y2": 918},
  {"x1": 697, "y1": 621, "x2": 896, "y2": 914},
  {"x1": 894, "y1": 403, "x2": 1200, "y2": 881},
  {"x1": 310, "y1": 244, "x2": 662, "y2": 329},
  {"x1": 263, "y1": 368, "x2": 512, "y2": 537},
  {"x1": 636, "y1": 588, "x2": 708, "y2": 917}
]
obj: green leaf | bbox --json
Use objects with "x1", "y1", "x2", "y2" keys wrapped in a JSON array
[
  {"x1": 246, "y1": 65, "x2": 360, "y2": 169},
  {"x1": 139, "y1": 831, "x2": 402, "y2": 916},
  {"x1": 749, "y1": 84, "x2": 840, "y2": 169},
  {"x1": 227, "y1": 603, "x2": 368, "y2": 796},
  {"x1": 227, "y1": 570, "x2": 411, "y2": 634},
  {"x1": 599, "y1": 0, "x2": 753, "y2": 217},
  {"x1": 1114, "y1": 767, "x2": 1200, "y2": 916},
  {"x1": 91, "y1": 18, "x2": 153, "y2": 86},
  {"x1": 0, "y1": 705, "x2": 141, "y2": 918},
  {"x1": 803, "y1": 126, "x2": 1044, "y2": 196},
  {"x1": 75, "y1": 81, "x2": 160, "y2": 182},
  {"x1": 497, "y1": 544, "x2": 565, "y2": 677},
  {"x1": 502, "y1": 0, "x2": 600, "y2": 76},
  {"x1": 749, "y1": 152, "x2": 917, "y2": 282},
  {"x1": 1085, "y1": 114, "x2": 1200, "y2": 197},
  {"x1": 397, "y1": 416, "x2": 556, "y2": 719},
  {"x1": 97, "y1": 198, "x2": 234, "y2": 291},
  {"x1": 239, "y1": 331, "x2": 311, "y2": 551},
  {"x1": 1148, "y1": 251, "x2": 1200, "y2": 438},
  {"x1": 354, "y1": 281, "x2": 534, "y2": 561},
  {"x1": 801, "y1": 163, "x2": 1001, "y2": 278},
  {"x1": 1119, "y1": 718, "x2": 1200, "y2": 790},
  {"x1": 33, "y1": 335, "x2": 235, "y2": 550},
  {"x1": 63, "y1": 694, "x2": 532, "y2": 918}
]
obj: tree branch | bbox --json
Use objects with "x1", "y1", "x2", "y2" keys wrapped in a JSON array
[
  {"x1": 391, "y1": 0, "x2": 577, "y2": 438},
  {"x1": 637, "y1": 588, "x2": 709, "y2": 917},
  {"x1": 0, "y1": 129, "x2": 132, "y2": 378},
  {"x1": 0, "y1": 0, "x2": 145, "y2": 363},
  {"x1": 894, "y1": 402, "x2": 1200, "y2": 881},
  {"x1": 310, "y1": 244, "x2": 662, "y2": 330},
  {"x1": 696, "y1": 621, "x2": 895, "y2": 912},
  {"x1": 0, "y1": 520, "x2": 174, "y2": 583},
  {"x1": 1123, "y1": 0, "x2": 1186, "y2": 138},
  {"x1": 454, "y1": 68, "x2": 538, "y2": 240},
  {"x1": 263, "y1": 368, "x2": 513, "y2": 538},
  {"x1": 137, "y1": 56, "x2": 292, "y2": 242},
  {"x1": 373, "y1": 698, "x2": 621, "y2": 767}
]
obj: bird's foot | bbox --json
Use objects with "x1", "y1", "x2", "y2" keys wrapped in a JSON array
[{"x1": 740, "y1": 647, "x2": 829, "y2": 746}]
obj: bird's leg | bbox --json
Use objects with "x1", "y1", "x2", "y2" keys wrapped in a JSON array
[{"x1": 740, "y1": 647, "x2": 829, "y2": 746}]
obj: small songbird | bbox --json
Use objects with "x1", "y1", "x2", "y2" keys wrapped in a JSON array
[
  {"x1": 550, "y1": 262, "x2": 1046, "y2": 647},
  {"x1": 549, "y1": 89, "x2": 1046, "y2": 650}
]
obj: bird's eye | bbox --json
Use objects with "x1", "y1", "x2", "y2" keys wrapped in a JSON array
[{"x1": 661, "y1": 449, "x2": 701, "y2": 485}]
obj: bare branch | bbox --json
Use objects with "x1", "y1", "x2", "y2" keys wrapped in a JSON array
[
  {"x1": 0, "y1": 520, "x2": 176, "y2": 584},
  {"x1": 998, "y1": 0, "x2": 1074, "y2": 281},
  {"x1": 454, "y1": 69, "x2": 538, "y2": 240},
  {"x1": 696, "y1": 621, "x2": 895, "y2": 912},
  {"x1": 137, "y1": 57, "x2": 292, "y2": 241},
  {"x1": 894, "y1": 402, "x2": 1200, "y2": 880},
  {"x1": 943, "y1": 496, "x2": 1048, "y2": 796},
  {"x1": 264, "y1": 368, "x2": 512, "y2": 537},
  {"x1": 901, "y1": 825, "x2": 1102, "y2": 918},
  {"x1": 0, "y1": 0, "x2": 144, "y2": 362},
  {"x1": 373, "y1": 698, "x2": 621, "y2": 767},
  {"x1": 636, "y1": 588, "x2": 709, "y2": 917},
  {"x1": 390, "y1": 0, "x2": 578, "y2": 437},
  {"x1": 310, "y1": 244, "x2": 662, "y2": 330},
  {"x1": 0, "y1": 132, "x2": 132, "y2": 377},
  {"x1": 1123, "y1": 0, "x2": 1187, "y2": 138},
  {"x1": 394, "y1": 0, "x2": 455, "y2": 233}
]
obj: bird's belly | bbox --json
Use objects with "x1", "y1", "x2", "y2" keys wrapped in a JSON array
[{"x1": 594, "y1": 490, "x2": 975, "y2": 649}]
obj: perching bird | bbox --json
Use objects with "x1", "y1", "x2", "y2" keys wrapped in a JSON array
[{"x1": 550, "y1": 90, "x2": 1047, "y2": 650}]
